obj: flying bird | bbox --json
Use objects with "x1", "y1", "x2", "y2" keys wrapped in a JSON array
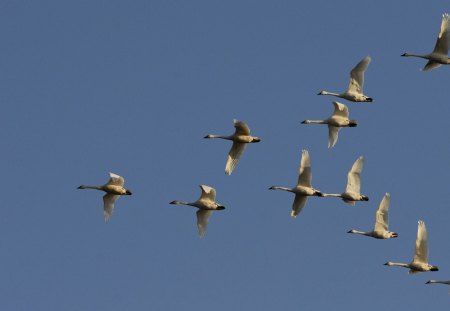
[
  {"x1": 301, "y1": 101, "x2": 358, "y2": 148},
  {"x1": 78, "y1": 172, "x2": 132, "y2": 222},
  {"x1": 402, "y1": 13, "x2": 450, "y2": 71},
  {"x1": 204, "y1": 119, "x2": 261, "y2": 175},
  {"x1": 384, "y1": 220, "x2": 439, "y2": 274},
  {"x1": 268, "y1": 150, "x2": 324, "y2": 218},
  {"x1": 323, "y1": 156, "x2": 369, "y2": 205},
  {"x1": 318, "y1": 56, "x2": 373, "y2": 102},
  {"x1": 170, "y1": 185, "x2": 225, "y2": 237},
  {"x1": 347, "y1": 193, "x2": 398, "y2": 239}
]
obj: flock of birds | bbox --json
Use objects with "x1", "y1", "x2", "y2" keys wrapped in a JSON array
[{"x1": 77, "y1": 13, "x2": 450, "y2": 287}]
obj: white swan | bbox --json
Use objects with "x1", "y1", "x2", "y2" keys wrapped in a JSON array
[
  {"x1": 323, "y1": 156, "x2": 369, "y2": 204},
  {"x1": 426, "y1": 280, "x2": 450, "y2": 285},
  {"x1": 384, "y1": 220, "x2": 439, "y2": 274},
  {"x1": 301, "y1": 101, "x2": 358, "y2": 148},
  {"x1": 78, "y1": 172, "x2": 132, "y2": 222},
  {"x1": 170, "y1": 185, "x2": 225, "y2": 237},
  {"x1": 204, "y1": 119, "x2": 261, "y2": 175},
  {"x1": 318, "y1": 56, "x2": 373, "y2": 102},
  {"x1": 402, "y1": 13, "x2": 450, "y2": 71},
  {"x1": 268, "y1": 150, "x2": 324, "y2": 218},
  {"x1": 348, "y1": 193, "x2": 398, "y2": 239}
]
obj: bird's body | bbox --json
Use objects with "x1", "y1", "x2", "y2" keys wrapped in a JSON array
[
  {"x1": 402, "y1": 13, "x2": 450, "y2": 71},
  {"x1": 318, "y1": 56, "x2": 373, "y2": 102},
  {"x1": 78, "y1": 172, "x2": 132, "y2": 222},
  {"x1": 204, "y1": 119, "x2": 260, "y2": 175},
  {"x1": 348, "y1": 193, "x2": 398, "y2": 239},
  {"x1": 323, "y1": 156, "x2": 369, "y2": 205},
  {"x1": 384, "y1": 220, "x2": 439, "y2": 274},
  {"x1": 269, "y1": 150, "x2": 323, "y2": 218},
  {"x1": 302, "y1": 101, "x2": 357, "y2": 148},
  {"x1": 170, "y1": 185, "x2": 225, "y2": 237}
]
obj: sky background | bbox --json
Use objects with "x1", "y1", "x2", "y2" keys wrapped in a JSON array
[{"x1": 0, "y1": 0, "x2": 449, "y2": 310}]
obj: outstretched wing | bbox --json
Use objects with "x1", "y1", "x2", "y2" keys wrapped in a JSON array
[
  {"x1": 432, "y1": 13, "x2": 450, "y2": 55},
  {"x1": 332, "y1": 101, "x2": 349, "y2": 118},
  {"x1": 297, "y1": 149, "x2": 312, "y2": 187},
  {"x1": 345, "y1": 156, "x2": 364, "y2": 194},
  {"x1": 225, "y1": 142, "x2": 247, "y2": 175},
  {"x1": 374, "y1": 193, "x2": 390, "y2": 232},
  {"x1": 413, "y1": 220, "x2": 429, "y2": 264},
  {"x1": 233, "y1": 119, "x2": 251, "y2": 135},
  {"x1": 422, "y1": 61, "x2": 442, "y2": 71},
  {"x1": 328, "y1": 126, "x2": 341, "y2": 149},
  {"x1": 291, "y1": 195, "x2": 308, "y2": 218},
  {"x1": 199, "y1": 185, "x2": 217, "y2": 202},
  {"x1": 196, "y1": 209, "x2": 213, "y2": 238},
  {"x1": 107, "y1": 172, "x2": 125, "y2": 186},
  {"x1": 347, "y1": 56, "x2": 371, "y2": 94},
  {"x1": 103, "y1": 193, "x2": 119, "y2": 222}
]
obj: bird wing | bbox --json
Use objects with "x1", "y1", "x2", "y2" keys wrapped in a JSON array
[
  {"x1": 297, "y1": 149, "x2": 312, "y2": 187},
  {"x1": 328, "y1": 126, "x2": 341, "y2": 148},
  {"x1": 432, "y1": 13, "x2": 450, "y2": 55},
  {"x1": 196, "y1": 209, "x2": 213, "y2": 238},
  {"x1": 291, "y1": 195, "x2": 308, "y2": 218},
  {"x1": 233, "y1": 119, "x2": 251, "y2": 135},
  {"x1": 422, "y1": 61, "x2": 442, "y2": 71},
  {"x1": 413, "y1": 220, "x2": 429, "y2": 264},
  {"x1": 107, "y1": 172, "x2": 125, "y2": 186},
  {"x1": 103, "y1": 193, "x2": 119, "y2": 222},
  {"x1": 374, "y1": 193, "x2": 390, "y2": 232},
  {"x1": 332, "y1": 101, "x2": 349, "y2": 118},
  {"x1": 225, "y1": 142, "x2": 247, "y2": 175},
  {"x1": 345, "y1": 156, "x2": 364, "y2": 194},
  {"x1": 347, "y1": 56, "x2": 371, "y2": 93},
  {"x1": 199, "y1": 185, "x2": 216, "y2": 202}
]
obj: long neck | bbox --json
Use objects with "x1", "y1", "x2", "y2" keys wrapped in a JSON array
[
  {"x1": 319, "y1": 91, "x2": 340, "y2": 97},
  {"x1": 321, "y1": 193, "x2": 342, "y2": 198},
  {"x1": 269, "y1": 186, "x2": 293, "y2": 193},
  {"x1": 78, "y1": 185, "x2": 102, "y2": 190},
  {"x1": 402, "y1": 53, "x2": 429, "y2": 59},
  {"x1": 427, "y1": 280, "x2": 450, "y2": 284},
  {"x1": 204, "y1": 134, "x2": 232, "y2": 140},
  {"x1": 169, "y1": 200, "x2": 192, "y2": 206},
  {"x1": 348, "y1": 229, "x2": 371, "y2": 236},
  {"x1": 302, "y1": 120, "x2": 327, "y2": 124},
  {"x1": 385, "y1": 262, "x2": 409, "y2": 268}
]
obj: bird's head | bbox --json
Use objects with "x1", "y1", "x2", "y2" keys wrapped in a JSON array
[
  {"x1": 430, "y1": 265, "x2": 439, "y2": 272},
  {"x1": 348, "y1": 120, "x2": 358, "y2": 127}
]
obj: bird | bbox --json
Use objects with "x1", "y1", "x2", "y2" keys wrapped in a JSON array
[
  {"x1": 204, "y1": 119, "x2": 261, "y2": 175},
  {"x1": 384, "y1": 220, "x2": 439, "y2": 274},
  {"x1": 402, "y1": 13, "x2": 450, "y2": 71},
  {"x1": 77, "y1": 172, "x2": 132, "y2": 222},
  {"x1": 268, "y1": 150, "x2": 324, "y2": 218},
  {"x1": 301, "y1": 101, "x2": 358, "y2": 148},
  {"x1": 426, "y1": 280, "x2": 450, "y2": 285},
  {"x1": 317, "y1": 56, "x2": 373, "y2": 102},
  {"x1": 170, "y1": 185, "x2": 225, "y2": 237},
  {"x1": 347, "y1": 193, "x2": 398, "y2": 239},
  {"x1": 322, "y1": 156, "x2": 369, "y2": 205}
]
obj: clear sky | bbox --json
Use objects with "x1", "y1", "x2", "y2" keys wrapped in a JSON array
[{"x1": 0, "y1": 0, "x2": 449, "y2": 310}]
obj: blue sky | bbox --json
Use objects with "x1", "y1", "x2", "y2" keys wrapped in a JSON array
[{"x1": 0, "y1": 0, "x2": 449, "y2": 310}]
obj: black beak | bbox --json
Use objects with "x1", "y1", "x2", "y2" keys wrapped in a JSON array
[
  {"x1": 366, "y1": 98, "x2": 373, "y2": 102},
  {"x1": 126, "y1": 190, "x2": 132, "y2": 195}
]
